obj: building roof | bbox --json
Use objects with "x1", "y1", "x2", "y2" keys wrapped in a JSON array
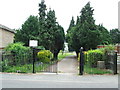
[{"x1": 0, "y1": 24, "x2": 15, "y2": 33}]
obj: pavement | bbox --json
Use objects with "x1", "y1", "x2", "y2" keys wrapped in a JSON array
[{"x1": 0, "y1": 55, "x2": 119, "y2": 88}]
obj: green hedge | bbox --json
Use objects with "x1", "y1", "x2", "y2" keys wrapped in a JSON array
[
  {"x1": 84, "y1": 45, "x2": 115, "y2": 68},
  {"x1": 86, "y1": 49, "x2": 104, "y2": 67}
]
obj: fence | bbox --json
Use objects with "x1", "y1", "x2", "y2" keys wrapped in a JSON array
[
  {"x1": 79, "y1": 49, "x2": 117, "y2": 75},
  {"x1": 1, "y1": 50, "x2": 33, "y2": 73},
  {"x1": 1, "y1": 49, "x2": 58, "y2": 73}
]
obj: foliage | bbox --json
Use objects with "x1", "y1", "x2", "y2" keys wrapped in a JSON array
[
  {"x1": 86, "y1": 49, "x2": 104, "y2": 67},
  {"x1": 66, "y1": 17, "x2": 75, "y2": 52},
  {"x1": 97, "y1": 24, "x2": 112, "y2": 45},
  {"x1": 37, "y1": 50, "x2": 52, "y2": 63},
  {"x1": 14, "y1": 15, "x2": 39, "y2": 46},
  {"x1": 2, "y1": 64, "x2": 33, "y2": 73},
  {"x1": 36, "y1": 46, "x2": 45, "y2": 50},
  {"x1": 110, "y1": 28, "x2": 120, "y2": 44},
  {"x1": 4, "y1": 42, "x2": 31, "y2": 65},
  {"x1": 99, "y1": 45, "x2": 115, "y2": 67},
  {"x1": 66, "y1": 2, "x2": 101, "y2": 57},
  {"x1": 77, "y1": 2, "x2": 100, "y2": 50},
  {"x1": 38, "y1": 6, "x2": 65, "y2": 60},
  {"x1": 85, "y1": 45, "x2": 115, "y2": 67},
  {"x1": 14, "y1": 0, "x2": 65, "y2": 60},
  {"x1": 67, "y1": 16, "x2": 75, "y2": 33}
]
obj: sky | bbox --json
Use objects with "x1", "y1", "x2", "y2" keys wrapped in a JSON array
[{"x1": 0, "y1": 0, "x2": 119, "y2": 33}]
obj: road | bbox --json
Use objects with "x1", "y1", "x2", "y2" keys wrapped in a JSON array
[{"x1": 1, "y1": 73, "x2": 118, "y2": 88}]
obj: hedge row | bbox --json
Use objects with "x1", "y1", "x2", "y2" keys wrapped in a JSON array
[{"x1": 84, "y1": 45, "x2": 115, "y2": 67}]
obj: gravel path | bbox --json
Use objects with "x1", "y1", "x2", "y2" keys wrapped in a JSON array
[{"x1": 58, "y1": 55, "x2": 78, "y2": 74}]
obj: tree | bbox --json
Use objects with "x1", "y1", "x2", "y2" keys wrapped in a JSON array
[
  {"x1": 38, "y1": 5, "x2": 65, "y2": 60},
  {"x1": 38, "y1": 0, "x2": 47, "y2": 46},
  {"x1": 66, "y1": 17, "x2": 75, "y2": 52},
  {"x1": 97, "y1": 24, "x2": 112, "y2": 45},
  {"x1": 66, "y1": 2, "x2": 101, "y2": 57},
  {"x1": 45, "y1": 9, "x2": 65, "y2": 60},
  {"x1": 14, "y1": 15, "x2": 39, "y2": 46},
  {"x1": 67, "y1": 16, "x2": 75, "y2": 33},
  {"x1": 110, "y1": 29, "x2": 120, "y2": 44},
  {"x1": 77, "y1": 2, "x2": 100, "y2": 50}
]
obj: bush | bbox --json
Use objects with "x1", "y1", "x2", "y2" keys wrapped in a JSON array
[
  {"x1": 85, "y1": 45, "x2": 115, "y2": 68},
  {"x1": 99, "y1": 45, "x2": 115, "y2": 68},
  {"x1": 4, "y1": 42, "x2": 31, "y2": 65},
  {"x1": 86, "y1": 49, "x2": 104, "y2": 67},
  {"x1": 36, "y1": 46, "x2": 45, "y2": 50},
  {"x1": 37, "y1": 50, "x2": 52, "y2": 63}
]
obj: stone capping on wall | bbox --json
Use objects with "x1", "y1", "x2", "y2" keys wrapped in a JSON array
[{"x1": 0, "y1": 24, "x2": 15, "y2": 33}]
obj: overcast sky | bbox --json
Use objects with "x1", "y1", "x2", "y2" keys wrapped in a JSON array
[{"x1": 0, "y1": 0, "x2": 119, "y2": 33}]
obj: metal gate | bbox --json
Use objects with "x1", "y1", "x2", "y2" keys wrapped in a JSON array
[
  {"x1": 34, "y1": 60, "x2": 58, "y2": 73},
  {"x1": 32, "y1": 48, "x2": 58, "y2": 73}
]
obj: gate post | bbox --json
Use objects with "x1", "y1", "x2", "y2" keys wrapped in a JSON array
[
  {"x1": 79, "y1": 47, "x2": 84, "y2": 75},
  {"x1": 32, "y1": 48, "x2": 36, "y2": 73},
  {"x1": 113, "y1": 51, "x2": 117, "y2": 74}
]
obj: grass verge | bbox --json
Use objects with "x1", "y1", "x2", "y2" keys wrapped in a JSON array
[{"x1": 84, "y1": 64, "x2": 112, "y2": 74}]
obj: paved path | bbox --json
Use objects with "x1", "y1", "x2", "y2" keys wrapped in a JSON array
[{"x1": 58, "y1": 55, "x2": 78, "y2": 74}]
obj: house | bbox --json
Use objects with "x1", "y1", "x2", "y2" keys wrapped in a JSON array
[{"x1": 0, "y1": 24, "x2": 15, "y2": 50}]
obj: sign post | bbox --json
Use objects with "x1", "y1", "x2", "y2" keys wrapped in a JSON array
[{"x1": 29, "y1": 40, "x2": 38, "y2": 73}]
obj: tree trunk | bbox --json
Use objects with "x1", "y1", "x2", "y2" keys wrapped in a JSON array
[
  {"x1": 76, "y1": 51, "x2": 79, "y2": 58},
  {"x1": 53, "y1": 52, "x2": 58, "y2": 60}
]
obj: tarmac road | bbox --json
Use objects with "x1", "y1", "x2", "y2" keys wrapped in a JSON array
[{"x1": 1, "y1": 73, "x2": 118, "y2": 88}]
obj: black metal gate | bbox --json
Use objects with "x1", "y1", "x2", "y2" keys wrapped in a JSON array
[
  {"x1": 32, "y1": 48, "x2": 58, "y2": 73},
  {"x1": 34, "y1": 60, "x2": 58, "y2": 73}
]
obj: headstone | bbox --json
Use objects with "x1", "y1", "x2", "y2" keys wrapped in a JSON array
[{"x1": 97, "y1": 61, "x2": 105, "y2": 69}]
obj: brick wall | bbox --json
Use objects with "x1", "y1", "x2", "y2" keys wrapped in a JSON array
[{"x1": 0, "y1": 28, "x2": 14, "y2": 48}]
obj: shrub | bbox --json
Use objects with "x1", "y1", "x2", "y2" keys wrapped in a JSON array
[
  {"x1": 85, "y1": 45, "x2": 115, "y2": 68},
  {"x1": 99, "y1": 45, "x2": 115, "y2": 68},
  {"x1": 4, "y1": 42, "x2": 31, "y2": 65},
  {"x1": 37, "y1": 50, "x2": 52, "y2": 63},
  {"x1": 36, "y1": 46, "x2": 45, "y2": 50},
  {"x1": 86, "y1": 49, "x2": 104, "y2": 67}
]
